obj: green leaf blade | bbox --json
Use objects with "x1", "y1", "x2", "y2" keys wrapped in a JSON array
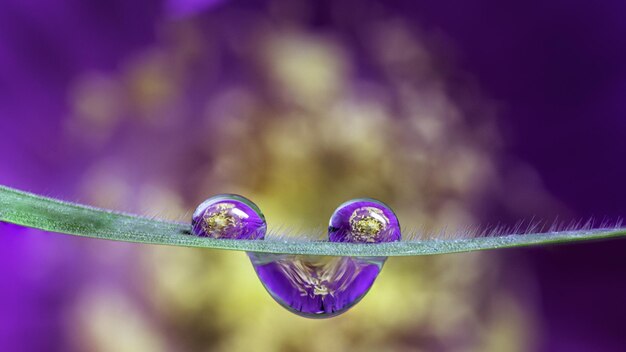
[{"x1": 1, "y1": 185, "x2": 625, "y2": 256}]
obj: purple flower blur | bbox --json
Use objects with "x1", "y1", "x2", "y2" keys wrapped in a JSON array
[{"x1": 0, "y1": 223, "x2": 82, "y2": 352}]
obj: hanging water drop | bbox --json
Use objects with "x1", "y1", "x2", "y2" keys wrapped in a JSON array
[
  {"x1": 249, "y1": 198, "x2": 401, "y2": 318},
  {"x1": 190, "y1": 196, "x2": 400, "y2": 318}
]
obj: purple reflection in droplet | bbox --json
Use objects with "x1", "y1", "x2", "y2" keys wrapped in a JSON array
[
  {"x1": 248, "y1": 253, "x2": 385, "y2": 318},
  {"x1": 191, "y1": 194, "x2": 266, "y2": 240},
  {"x1": 246, "y1": 199, "x2": 401, "y2": 318},
  {"x1": 247, "y1": 199, "x2": 401, "y2": 317},
  {"x1": 328, "y1": 198, "x2": 401, "y2": 243}
]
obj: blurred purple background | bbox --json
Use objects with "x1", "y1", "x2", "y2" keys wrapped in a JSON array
[{"x1": 1, "y1": 1, "x2": 626, "y2": 351}]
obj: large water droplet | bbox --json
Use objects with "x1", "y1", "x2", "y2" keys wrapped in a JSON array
[
  {"x1": 248, "y1": 253, "x2": 386, "y2": 318},
  {"x1": 247, "y1": 198, "x2": 400, "y2": 318}
]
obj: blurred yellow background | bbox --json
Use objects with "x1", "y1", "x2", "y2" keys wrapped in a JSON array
[{"x1": 60, "y1": 8, "x2": 550, "y2": 351}]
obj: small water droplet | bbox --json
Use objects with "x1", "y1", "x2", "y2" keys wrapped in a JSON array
[
  {"x1": 329, "y1": 198, "x2": 401, "y2": 243},
  {"x1": 191, "y1": 194, "x2": 266, "y2": 239}
]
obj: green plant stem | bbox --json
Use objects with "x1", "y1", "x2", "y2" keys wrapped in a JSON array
[{"x1": 1, "y1": 185, "x2": 624, "y2": 256}]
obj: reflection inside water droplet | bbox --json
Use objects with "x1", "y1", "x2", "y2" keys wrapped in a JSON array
[
  {"x1": 329, "y1": 198, "x2": 401, "y2": 243},
  {"x1": 190, "y1": 197, "x2": 400, "y2": 318},
  {"x1": 191, "y1": 194, "x2": 266, "y2": 240},
  {"x1": 248, "y1": 253, "x2": 386, "y2": 318}
]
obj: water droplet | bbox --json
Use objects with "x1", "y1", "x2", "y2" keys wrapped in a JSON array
[
  {"x1": 249, "y1": 253, "x2": 386, "y2": 318},
  {"x1": 191, "y1": 194, "x2": 266, "y2": 239},
  {"x1": 191, "y1": 196, "x2": 400, "y2": 317},
  {"x1": 329, "y1": 198, "x2": 401, "y2": 243},
  {"x1": 248, "y1": 198, "x2": 401, "y2": 318}
]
